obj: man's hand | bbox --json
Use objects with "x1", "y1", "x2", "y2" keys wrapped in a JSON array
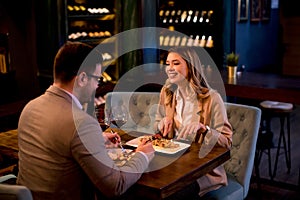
[
  {"x1": 102, "y1": 131, "x2": 121, "y2": 148},
  {"x1": 136, "y1": 138, "x2": 155, "y2": 161}
]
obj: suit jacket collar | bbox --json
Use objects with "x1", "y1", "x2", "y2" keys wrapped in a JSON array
[{"x1": 46, "y1": 85, "x2": 83, "y2": 110}]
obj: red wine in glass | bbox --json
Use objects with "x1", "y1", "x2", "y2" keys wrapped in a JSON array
[
  {"x1": 110, "y1": 119, "x2": 127, "y2": 128},
  {"x1": 100, "y1": 122, "x2": 110, "y2": 131},
  {"x1": 110, "y1": 105, "x2": 128, "y2": 129}
]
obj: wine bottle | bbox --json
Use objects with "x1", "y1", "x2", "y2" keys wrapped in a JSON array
[
  {"x1": 206, "y1": 36, "x2": 213, "y2": 48},
  {"x1": 193, "y1": 11, "x2": 199, "y2": 23},
  {"x1": 199, "y1": 11, "x2": 207, "y2": 23},
  {"x1": 159, "y1": 10, "x2": 164, "y2": 22},
  {"x1": 206, "y1": 10, "x2": 213, "y2": 24},
  {"x1": 102, "y1": 8, "x2": 110, "y2": 13},
  {"x1": 186, "y1": 10, "x2": 193, "y2": 23},
  {"x1": 159, "y1": 10, "x2": 164, "y2": 17},
  {"x1": 67, "y1": 5, "x2": 74, "y2": 14},
  {"x1": 175, "y1": 36, "x2": 181, "y2": 46},
  {"x1": 159, "y1": 35, "x2": 164, "y2": 46},
  {"x1": 181, "y1": 10, "x2": 187, "y2": 23},
  {"x1": 187, "y1": 35, "x2": 194, "y2": 46},
  {"x1": 180, "y1": 37, "x2": 187, "y2": 46},
  {"x1": 169, "y1": 10, "x2": 176, "y2": 23},
  {"x1": 169, "y1": 36, "x2": 176, "y2": 46},
  {"x1": 199, "y1": 35, "x2": 206, "y2": 47},
  {"x1": 79, "y1": 5, "x2": 86, "y2": 15},
  {"x1": 163, "y1": 10, "x2": 170, "y2": 24},
  {"x1": 175, "y1": 10, "x2": 182, "y2": 23},
  {"x1": 163, "y1": 35, "x2": 170, "y2": 46},
  {"x1": 193, "y1": 35, "x2": 200, "y2": 46}
]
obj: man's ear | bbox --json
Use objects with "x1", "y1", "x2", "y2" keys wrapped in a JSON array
[{"x1": 77, "y1": 72, "x2": 88, "y2": 86}]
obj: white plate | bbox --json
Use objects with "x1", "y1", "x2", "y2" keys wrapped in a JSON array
[
  {"x1": 107, "y1": 148, "x2": 135, "y2": 167},
  {"x1": 126, "y1": 137, "x2": 191, "y2": 154}
]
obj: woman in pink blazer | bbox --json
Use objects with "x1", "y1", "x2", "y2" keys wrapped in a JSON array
[{"x1": 154, "y1": 46, "x2": 232, "y2": 199}]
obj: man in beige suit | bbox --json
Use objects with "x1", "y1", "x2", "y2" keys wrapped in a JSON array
[{"x1": 17, "y1": 41, "x2": 154, "y2": 200}]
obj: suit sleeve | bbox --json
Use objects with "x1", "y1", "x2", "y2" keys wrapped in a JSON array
[{"x1": 71, "y1": 113, "x2": 149, "y2": 198}]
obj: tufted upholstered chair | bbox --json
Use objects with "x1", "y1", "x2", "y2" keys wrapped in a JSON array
[
  {"x1": 105, "y1": 92, "x2": 160, "y2": 133},
  {"x1": 105, "y1": 92, "x2": 261, "y2": 199},
  {"x1": 202, "y1": 102, "x2": 261, "y2": 200}
]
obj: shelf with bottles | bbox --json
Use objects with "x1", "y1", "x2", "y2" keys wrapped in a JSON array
[
  {"x1": 159, "y1": 34, "x2": 214, "y2": 48},
  {"x1": 65, "y1": 0, "x2": 116, "y2": 43},
  {"x1": 67, "y1": 5, "x2": 113, "y2": 17},
  {"x1": 64, "y1": 0, "x2": 118, "y2": 78},
  {"x1": 158, "y1": 0, "x2": 223, "y2": 67},
  {"x1": 159, "y1": 9, "x2": 214, "y2": 27},
  {"x1": 67, "y1": 21, "x2": 113, "y2": 42},
  {"x1": 158, "y1": 8, "x2": 218, "y2": 44},
  {"x1": 158, "y1": 0, "x2": 219, "y2": 41},
  {"x1": 158, "y1": 0, "x2": 218, "y2": 27},
  {"x1": 66, "y1": 0, "x2": 115, "y2": 17}
]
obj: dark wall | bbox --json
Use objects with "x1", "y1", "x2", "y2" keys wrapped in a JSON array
[
  {"x1": 222, "y1": 0, "x2": 236, "y2": 66},
  {"x1": 35, "y1": 0, "x2": 62, "y2": 92},
  {"x1": 0, "y1": 0, "x2": 286, "y2": 106},
  {"x1": 0, "y1": 1, "x2": 39, "y2": 103},
  {"x1": 235, "y1": 7, "x2": 281, "y2": 73}
]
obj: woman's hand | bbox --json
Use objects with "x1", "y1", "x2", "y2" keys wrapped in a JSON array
[
  {"x1": 102, "y1": 131, "x2": 121, "y2": 148},
  {"x1": 159, "y1": 117, "x2": 173, "y2": 137},
  {"x1": 177, "y1": 122, "x2": 206, "y2": 140}
]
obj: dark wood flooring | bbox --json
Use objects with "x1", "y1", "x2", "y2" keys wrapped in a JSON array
[{"x1": 245, "y1": 104, "x2": 300, "y2": 200}]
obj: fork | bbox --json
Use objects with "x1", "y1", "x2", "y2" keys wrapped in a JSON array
[{"x1": 110, "y1": 130, "x2": 127, "y2": 154}]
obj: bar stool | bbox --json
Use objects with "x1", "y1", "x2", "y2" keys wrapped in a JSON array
[{"x1": 256, "y1": 100, "x2": 293, "y2": 180}]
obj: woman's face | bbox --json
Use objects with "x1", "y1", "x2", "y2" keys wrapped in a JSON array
[{"x1": 166, "y1": 52, "x2": 188, "y2": 84}]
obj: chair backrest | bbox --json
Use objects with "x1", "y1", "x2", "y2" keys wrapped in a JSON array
[
  {"x1": 0, "y1": 184, "x2": 33, "y2": 200},
  {"x1": 224, "y1": 102, "x2": 261, "y2": 199},
  {"x1": 105, "y1": 92, "x2": 160, "y2": 133}
]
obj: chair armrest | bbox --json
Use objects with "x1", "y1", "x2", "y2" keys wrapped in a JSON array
[{"x1": 0, "y1": 174, "x2": 16, "y2": 183}]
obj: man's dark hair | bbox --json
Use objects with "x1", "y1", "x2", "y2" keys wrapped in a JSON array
[{"x1": 53, "y1": 41, "x2": 103, "y2": 83}]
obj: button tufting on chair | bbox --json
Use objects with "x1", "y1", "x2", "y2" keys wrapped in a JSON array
[
  {"x1": 201, "y1": 103, "x2": 261, "y2": 200},
  {"x1": 105, "y1": 92, "x2": 160, "y2": 133}
]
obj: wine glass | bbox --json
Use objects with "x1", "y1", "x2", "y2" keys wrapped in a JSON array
[
  {"x1": 96, "y1": 104, "x2": 110, "y2": 131},
  {"x1": 106, "y1": 105, "x2": 128, "y2": 154},
  {"x1": 99, "y1": 120, "x2": 110, "y2": 131},
  {"x1": 109, "y1": 105, "x2": 128, "y2": 130}
]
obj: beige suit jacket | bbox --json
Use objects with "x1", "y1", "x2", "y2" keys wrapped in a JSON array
[{"x1": 17, "y1": 85, "x2": 149, "y2": 200}]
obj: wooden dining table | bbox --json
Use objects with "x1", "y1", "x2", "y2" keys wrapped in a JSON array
[
  {"x1": 0, "y1": 129, "x2": 230, "y2": 200},
  {"x1": 119, "y1": 131, "x2": 231, "y2": 200},
  {"x1": 221, "y1": 70, "x2": 300, "y2": 105}
]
